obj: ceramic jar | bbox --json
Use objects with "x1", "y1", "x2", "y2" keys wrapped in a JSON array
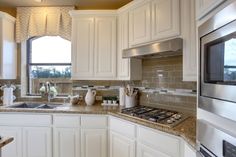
[{"x1": 85, "y1": 89, "x2": 96, "y2": 106}]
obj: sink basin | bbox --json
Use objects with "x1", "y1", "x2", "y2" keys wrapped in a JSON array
[
  {"x1": 36, "y1": 104, "x2": 61, "y2": 109},
  {"x1": 7, "y1": 103, "x2": 62, "y2": 109}
]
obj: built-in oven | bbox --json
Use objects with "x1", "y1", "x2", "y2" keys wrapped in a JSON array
[{"x1": 199, "y1": 1, "x2": 236, "y2": 122}]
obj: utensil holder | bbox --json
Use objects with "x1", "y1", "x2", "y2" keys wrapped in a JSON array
[{"x1": 125, "y1": 95, "x2": 137, "y2": 108}]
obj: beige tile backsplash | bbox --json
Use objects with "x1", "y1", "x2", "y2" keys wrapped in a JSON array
[{"x1": 0, "y1": 56, "x2": 197, "y2": 115}]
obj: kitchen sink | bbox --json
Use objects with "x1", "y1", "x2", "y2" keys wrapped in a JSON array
[{"x1": 7, "y1": 103, "x2": 62, "y2": 109}]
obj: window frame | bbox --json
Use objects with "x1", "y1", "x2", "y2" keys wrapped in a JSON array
[{"x1": 26, "y1": 36, "x2": 72, "y2": 96}]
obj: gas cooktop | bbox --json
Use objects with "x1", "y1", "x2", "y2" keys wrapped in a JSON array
[{"x1": 121, "y1": 106, "x2": 188, "y2": 127}]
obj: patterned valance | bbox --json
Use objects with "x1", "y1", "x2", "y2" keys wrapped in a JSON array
[{"x1": 16, "y1": 7, "x2": 74, "y2": 43}]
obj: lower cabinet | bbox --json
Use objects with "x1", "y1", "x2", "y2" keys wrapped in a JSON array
[
  {"x1": 183, "y1": 142, "x2": 196, "y2": 157},
  {"x1": 81, "y1": 129, "x2": 107, "y2": 157},
  {"x1": 110, "y1": 131, "x2": 135, "y2": 157},
  {"x1": 137, "y1": 143, "x2": 170, "y2": 157},
  {"x1": 22, "y1": 127, "x2": 52, "y2": 157},
  {"x1": 0, "y1": 114, "x2": 196, "y2": 157},
  {"x1": 0, "y1": 126, "x2": 22, "y2": 157},
  {"x1": 53, "y1": 128, "x2": 80, "y2": 157}
]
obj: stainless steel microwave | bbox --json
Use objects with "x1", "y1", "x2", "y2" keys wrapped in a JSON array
[{"x1": 199, "y1": 1, "x2": 236, "y2": 122}]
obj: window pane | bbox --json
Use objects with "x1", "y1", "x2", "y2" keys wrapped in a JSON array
[
  {"x1": 31, "y1": 36, "x2": 71, "y2": 63},
  {"x1": 28, "y1": 65, "x2": 72, "y2": 95},
  {"x1": 30, "y1": 65, "x2": 71, "y2": 78}
]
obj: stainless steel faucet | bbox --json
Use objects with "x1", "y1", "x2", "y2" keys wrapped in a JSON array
[{"x1": 45, "y1": 81, "x2": 52, "y2": 102}]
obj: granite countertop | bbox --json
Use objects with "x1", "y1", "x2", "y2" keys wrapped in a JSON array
[
  {"x1": 0, "y1": 137, "x2": 14, "y2": 148},
  {"x1": 0, "y1": 102, "x2": 196, "y2": 148}
]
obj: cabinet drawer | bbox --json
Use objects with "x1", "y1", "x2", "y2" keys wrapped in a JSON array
[
  {"x1": 110, "y1": 117, "x2": 136, "y2": 138},
  {"x1": 0, "y1": 114, "x2": 52, "y2": 126},
  {"x1": 53, "y1": 115, "x2": 80, "y2": 127},
  {"x1": 81, "y1": 115, "x2": 108, "y2": 128},
  {"x1": 137, "y1": 126, "x2": 181, "y2": 157}
]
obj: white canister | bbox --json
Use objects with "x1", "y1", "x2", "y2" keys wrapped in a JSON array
[
  {"x1": 119, "y1": 87, "x2": 125, "y2": 106},
  {"x1": 125, "y1": 95, "x2": 137, "y2": 108}
]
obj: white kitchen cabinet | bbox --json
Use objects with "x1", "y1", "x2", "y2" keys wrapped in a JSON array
[
  {"x1": 70, "y1": 11, "x2": 117, "y2": 80},
  {"x1": 181, "y1": 0, "x2": 197, "y2": 81},
  {"x1": 110, "y1": 131, "x2": 135, "y2": 157},
  {"x1": 117, "y1": 10, "x2": 142, "y2": 80},
  {"x1": 0, "y1": 126, "x2": 22, "y2": 157},
  {"x1": 137, "y1": 126, "x2": 181, "y2": 157},
  {"x1": 53, "y1": 115, "x2": 81, "y2": 157},
  {"x1": 183, "y1": 142, "x2": 196, "y2": 157},
  {"x1": 71, "y1": 17, "x2": 94, "y2": 79},
  {"x1": 81, "y1": 129, "x2": 107, "y2": 157},
  {"x1": 53, "y1": 128, "x2": 80, "y2": 157},
  {"x1": 196, "y1": 0, "x2": 225, "y2": 19},
  {"x1": 0, "y1": 11, "x2": 17, "y2": 79},
  {"x1": 22, "y1": 127, "x2": 52, "y2": 157},
  {"x1": 137, "y1": 143, "x2": 170, "y2": 157},
  {"x1": 94, "y1": 16, "x2": 116, "y2": 78},
  {"x1": 129, "y1": 0, "x2": 151, "y2": 46},
  {"x1": 151, "y1": 0, "x2": 180, "y2": 41}
]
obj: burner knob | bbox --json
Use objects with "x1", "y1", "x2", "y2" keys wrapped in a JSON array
[
  {"x1": 167, "y1": 119, "x2": 173, "y2": 124},
  {"x1": 167, "y1": 118, "x2": 175, "y2": 124},
  {"x1": 174, "y1": 114, "x2": 182, "y2": 120}
]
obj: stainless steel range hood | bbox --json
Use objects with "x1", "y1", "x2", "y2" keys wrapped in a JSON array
[{"x1": 122, "y1": 38, "x2": 183, "y2": 58}]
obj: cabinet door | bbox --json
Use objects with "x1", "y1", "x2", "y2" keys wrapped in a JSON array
[
  {"x1": 110, "y1": 132, "x2": 135, "y2": 157},
  {"x1": 0, "y1": 126, "x2": 22, "y2": 157},
  {"x1": 117, "y1": 11, "x2": 130, "y2": 79},
  {"x1": 182, "y1": 0, "x2": 197, "y2": 81},
  {"x1": 196, "y1": 0, "x2": 225, "y2": 19},
  {"x1": 137, "y1": 143, "x2": 170, "y2": 157},
  {"x1": 94, "y1": 17, "x2": 116, "y2": 78},
  {"x1": 71, "y1": 17, "x2": 94, "y2": 79},
  {"x1": 53, "y1": 128, "x2": 80, "y2": 157},
  {"x1": 151, "y1": 0, "x2": 180, "y2": 41},
  {"x1": 129, "y1": 1, "x2": 151, "y2": 46},
  {"x1": 183, "y1": 142, "x2": 196, "y2": 157},
  {"x1": 0, "y1": 15, "x2": 17, "y2": 79},
  {"x1": 22, "y1": 127, "x2": 52, "y2": 157},
  {"x1": 81, "y1": 129, "x2": 107, "y2": 157}
]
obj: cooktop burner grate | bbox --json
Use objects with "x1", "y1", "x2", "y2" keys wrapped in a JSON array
[{"x1": 121, "y1": 106, "x2": 188, "y2": 127}]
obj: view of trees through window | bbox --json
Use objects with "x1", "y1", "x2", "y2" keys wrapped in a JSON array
[{"x1": 27, "y1": 36, "x2": 72, "y2": 96}]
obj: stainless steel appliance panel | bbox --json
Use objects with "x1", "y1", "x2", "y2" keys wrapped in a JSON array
[{"x1": 198, "y1": 120, "x2": 236, "y2": 157}]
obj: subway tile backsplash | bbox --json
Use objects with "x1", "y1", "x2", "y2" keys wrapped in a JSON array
[{"x1": 0, "y1": 56, "x2": 197, "y2": 115}]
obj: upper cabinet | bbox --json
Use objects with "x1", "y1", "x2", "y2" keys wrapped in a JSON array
[
  {"x1": 129, "y1": 0, "x2": 151, "y2": 46},
  {"x1": 71, "y1": 17, "x2": 94, "y2": 79},
  {"x1": 0, "y1": 11, "x2": 17, "y2": 79},
  {"x1": 151, "y1": 0, "x2": 180, "y2": 41},
  {"x1": 117, "y1": 9, "x2": 142, "y2": 80},
  {"x1": 128, "y1": 0, "x2": 180, "y2": 47},
  {"x1": 181, "y1": 0, "x2": 197, "y2": 81},
  {"x1": 70, "y1": 11, "x2": 117, "y2": 80},
  {"x1": 94, "y1": 16, "x2": 116, "y2": 78},
  {"x1": 196, "y1": 0, "x2": 226, "y2": 19}
]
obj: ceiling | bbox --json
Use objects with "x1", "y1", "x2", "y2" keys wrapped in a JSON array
[{"x1": 0, "y1": 0, "x2": 133, "y2": 9}]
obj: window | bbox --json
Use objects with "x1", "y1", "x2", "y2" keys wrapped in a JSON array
[{"x1": 27, "y1": 36, "x2": 72, "y2": 96}]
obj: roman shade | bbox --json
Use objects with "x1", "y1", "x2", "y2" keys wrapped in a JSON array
[{"x1": 16, "y1": 7, "x2": 74, "y2": 43}]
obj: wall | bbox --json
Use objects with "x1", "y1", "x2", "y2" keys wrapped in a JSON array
[{"x1": 72, "y1": 56, "x2": 197, "y2": 115}]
